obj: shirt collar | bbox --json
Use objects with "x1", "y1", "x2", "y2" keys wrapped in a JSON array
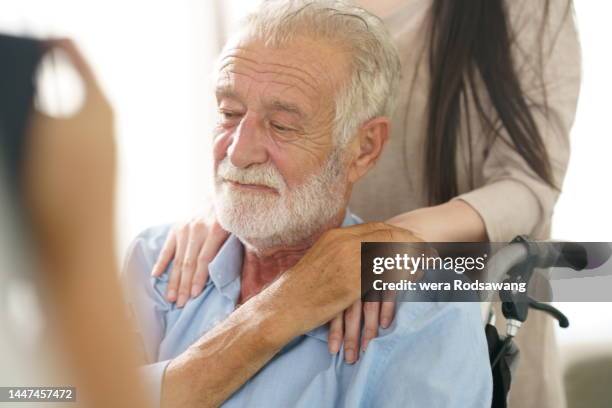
[
  {"x1": 207, "y1": 209, "x2": 362, "y2": 342},
  {"x1": 208, "y1": 234, "x2": 243, "y2": 289}
]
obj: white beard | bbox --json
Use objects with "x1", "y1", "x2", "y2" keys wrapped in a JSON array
[{"x1": 213, "y1": 149, "x2": 348, "y2": 250}]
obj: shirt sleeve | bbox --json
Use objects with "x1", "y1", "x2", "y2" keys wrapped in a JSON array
[
  {"x1": 139, "y1": 360, "x2": 172, "y2": 408},
  {"x1": 455, "y1": 0, "x2": 581, "y2": 242},
  {"x1": 120, "y1": 225, "x2": 173, "y2": 408},
  {"x1": 350, "y1": 302, "x2": 492, "y2": 408}
]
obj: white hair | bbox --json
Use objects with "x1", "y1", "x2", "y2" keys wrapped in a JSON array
[{"x1": 240, "y1": 0, "x2": 402, "y2": 146}]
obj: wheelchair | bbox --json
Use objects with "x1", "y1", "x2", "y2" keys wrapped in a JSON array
[{"x1": 481, "y1": 236, "x2": 611, "y2": 408}]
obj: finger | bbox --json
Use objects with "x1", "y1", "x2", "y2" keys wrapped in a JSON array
[
  {"x1": 380, "y1": 299, "x2": 396, "y2": 329},
  {"x1": 191, "y1": 221, "x2": 229, "y2": 297},
  {"x1": 176, "y1": 223, "x2": 207, "y2": 307},
  {"x1": 166, "y1": 225, "x2": 189, "y2": 302},
  {"x1": 151, "y1": 229, "x2": 177, "y2": 277},
  {"x1": 343, "y1": 300, "x2": 362, "y2": 364},
  {"x1": 361, "y1": 301, "x2": 380, "y2": 351},
  {"x1": 327, "y1": 314, "x2": 343, "y2": 354}
]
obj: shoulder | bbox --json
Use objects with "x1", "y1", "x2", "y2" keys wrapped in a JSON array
[
  {"x1": 359, "y1": 301, "x2": 492, "y2": 406},
  {"x1": 125, "y1": 224, "x2": 173, "y2": 269},
  {"x1": 128, "y1": 224, "x2": 173, "y2": 258},
  {"x1": 122, "y1": 224, "x2": 174, "y2": 292},
  {"x1": 362, "y1": 300, "x2": 487, "y2": 359},
  {"x1": 393, "y1": 300, "x2": 483, "y2": 338},
  {"x1": 121, "y1": 226, "x2": 176, "y2": 363},
  {"x1": 504, "y1": 0, "x2": 578, "y2": 59},
  {"x1": 366, "y1": 300, "x2": 489, "y2": 376}
]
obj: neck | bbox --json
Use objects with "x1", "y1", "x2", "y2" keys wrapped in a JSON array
[{"x1": 238, "y1": 208, "x2": 347, "y2": 304}]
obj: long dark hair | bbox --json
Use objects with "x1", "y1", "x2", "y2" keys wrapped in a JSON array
[{"x1": 425, "y1": 0, "x2": 570, "y2": 205}]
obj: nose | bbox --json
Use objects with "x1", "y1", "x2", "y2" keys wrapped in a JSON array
[{"x1": 227, "y1": 112, "x2": 269, "y2": 168}]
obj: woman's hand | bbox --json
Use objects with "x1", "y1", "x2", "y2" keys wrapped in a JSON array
[
  {"x1": 151, "y1": 216, "x2": 229, "y2": 307},
  {"x1": 328, "y1": 299, "x2": 396, "y2": 363}
]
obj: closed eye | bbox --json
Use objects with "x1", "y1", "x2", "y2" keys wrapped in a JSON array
[
  {"x1": 270, "y1": 122, "x2": 292, "y2": 132},
  {"x1": 220, "y1": 110, "x2": 242, "y2": 120}
]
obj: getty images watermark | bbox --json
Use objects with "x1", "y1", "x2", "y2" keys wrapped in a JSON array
[{"x1": 360, "y1": 241, "x2": 612, "y2": 302}]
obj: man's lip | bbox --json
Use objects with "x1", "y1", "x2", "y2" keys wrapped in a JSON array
[{"x1": 225, "y1": 180, "x2": 278, "y2": 193}]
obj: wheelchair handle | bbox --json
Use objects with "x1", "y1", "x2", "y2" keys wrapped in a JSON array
[{"x1": 515, "y1": 237, "x2": 588, "y2": 270}]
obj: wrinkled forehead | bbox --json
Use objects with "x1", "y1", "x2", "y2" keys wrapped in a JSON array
[{"x1": 215, "y1": 35, "x2": 350, "y2": 116}]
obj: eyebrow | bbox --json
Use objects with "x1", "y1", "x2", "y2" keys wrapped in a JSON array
[
  {"x1": 215, "y1": 84, "x2": 240, "y2": 101},
  {"x1": 216, "y1": 85, "x2": 306, "y2": 119},
  {"x1": 266, "y1": 99, "x2": 305, "y2": 119}
]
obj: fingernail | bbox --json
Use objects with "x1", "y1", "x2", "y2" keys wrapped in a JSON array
[
  {"x1": 167, "y1": 289, "x2": 176, "y2": 301},
  {"x1": 345, "y1": 348, "x2": 356, "y2": 364},
  {"x1": 191, "y1": 285, "x2": 201, "y2": 298},
  {"x1": 361, "y1": 340, "x2": 368, "y2": 353},
  {"x1": 329, "y1": 340, "x2": 340, "y2": 354},
  {"x1": 151, "y1": 264, "x2": 159, "y2": 276},
  {"x1": 177, "y1": 294, "x2": 186, "y2": 308},
  {"x1": 381, "y1": 318, "x2": 390, "y2": 328}
]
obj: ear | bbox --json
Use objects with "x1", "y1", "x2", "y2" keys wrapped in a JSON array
[{"x1": 347, "y1": 116, "x2": 390, "y2": 183}]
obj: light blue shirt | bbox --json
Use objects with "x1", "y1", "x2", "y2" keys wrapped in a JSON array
[{"x1": 122, "y1": 212, "x2": 492, "y2": 408}]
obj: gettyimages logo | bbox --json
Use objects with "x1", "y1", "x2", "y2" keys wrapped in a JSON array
[
  {"x1": 372, "y1": 252, "x2": 487, "y2": 275},
  {"x1": 361, "y1": 241, "x2": 612, "y2": 302}
]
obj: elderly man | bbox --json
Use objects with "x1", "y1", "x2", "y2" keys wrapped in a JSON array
[{"x1": 123, "y1": 1, "x2": 492, "y2": 407}]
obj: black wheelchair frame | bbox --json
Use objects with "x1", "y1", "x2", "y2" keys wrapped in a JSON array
[{"x1": 484, "y1": 236, "x2": 609, "y2": 407}]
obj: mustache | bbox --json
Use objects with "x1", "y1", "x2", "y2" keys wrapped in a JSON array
[{"x1": 216, "y1": 158, "x2": 286, "y2": 190}]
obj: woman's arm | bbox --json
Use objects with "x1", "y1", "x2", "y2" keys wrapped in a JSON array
[
  {"x1": 387, "y1": 199, "x2": 487, "y2": 242},
  {"x1": 23, "y1": 40, "x2": 149, "y2": 408},
  {"x1": 455, "y1": 0, "x2": 580, "y2": 243}
]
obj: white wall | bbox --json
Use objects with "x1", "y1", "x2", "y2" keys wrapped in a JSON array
[
  {"x1": 0, "y1": 0, "x2": 221, "y2": 253},
  {"x1": 552, "y1": 0, "x2": 612, "y2": 351}
]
